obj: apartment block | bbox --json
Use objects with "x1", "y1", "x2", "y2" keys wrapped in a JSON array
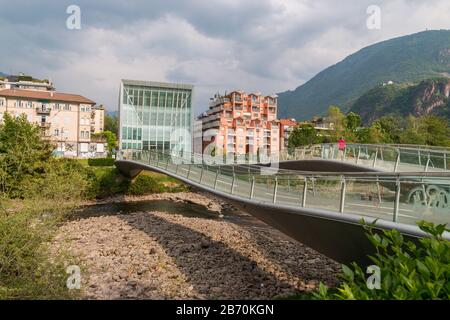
[
  {"x1": 0, "y1": 75, "x2": 55, "y2": 91},
  {"x1": 0, "y1": 89, "x2": 106, "y2": 157},
  {"x1": 279, "y1": 119, "x2": 297, "y2": 151},
  {"x1": 198, "y1": 91, "x2": 279, "y2": 157},
  {"x1": 91, "y1": 105, "x2": 105, "y2": 134}
]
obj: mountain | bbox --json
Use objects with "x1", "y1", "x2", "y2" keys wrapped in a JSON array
[
  {"x1": 0, "y1": 72, "x2": 8, "y2": 78},
  {"x1": 350, "y1": 78, "x2": 450, "y2": 124},
  {"x1": 278, "y1": 30, "x2": 450, "y2": 120}
]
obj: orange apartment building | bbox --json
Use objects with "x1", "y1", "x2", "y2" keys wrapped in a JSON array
[
  {"x1": 279, "y1": 118, "x2": 298, "y2": 151},
  {"x1": 197, "y1": 91, "x2": 279, "y2": 158}
]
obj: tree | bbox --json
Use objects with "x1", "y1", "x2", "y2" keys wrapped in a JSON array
[
  {"x1": 372, "y1": 114, "x2": 405, "y2": 143},
  {"x1": 327, "y1": 105, "x2": 346, "y2": 141},
  {"x1": 103, "y1": 130, "x2": 118, "y2": 155},
  {"x1": 288, "y1": 124, "x2": 322, "y2": 148},
  {"x1": 399, "y1": 115, "x2": 450, "y2": 146},
  {"x1": 104, "y1": 113, "x2": 119, "y2": 136},
  {"x1": 0, "y1": 113, "x2": 54, "y2": 196},
  {"x1": 419, "y1": 115, "x2": 450, "y2": 147},
  {"x1": 346, "y1": 112, "x2": 361, "y2": 131}
]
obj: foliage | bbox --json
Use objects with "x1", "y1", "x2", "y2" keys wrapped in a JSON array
[
  {"x1": 288, "y1": 124, "x2": 322, "y2": 148},
  {"x1": 104, "y1": 114, "x2": 119, "y2": 136},
  {"x1": 88, "y1": 167, "x2": 130, "y2": 198},
  {"x1": 399, "y1": 115, "x2": 450, "y2": 147},
  {"x1": 345, "y1": 112, "x2": 361, "y2": 131},
  {"x1": 0, "y1": 113, "x2": 54, "y2": 197},
  {"x1": 314, "y1": 221, "x2": 450, "y2": 300},
  {"x1": 103, "y1": 130, "x2": 118, "y2": 154},
  {"x1": 88, "y1": 157, "x2": 115, "y2": 167},
  {"x1": 327, "y1": 106, "x2": 346, "y2": 141},
  {"x1": 127, "y1": 175, "x2": 164, "y2": 195},
  {"x1": 372, "y1": 114, "x2": 405, "y2": 143}
]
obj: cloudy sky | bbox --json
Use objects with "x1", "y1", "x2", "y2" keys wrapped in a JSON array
[{"x1": 1, "y1": 0, "x2": 450, "y2": 114}]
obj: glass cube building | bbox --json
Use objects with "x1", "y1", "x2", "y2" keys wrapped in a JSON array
[{"x1": 119, "y1": 80, "x2": 193, "y2": 153}]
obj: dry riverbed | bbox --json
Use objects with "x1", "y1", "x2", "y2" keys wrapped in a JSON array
[{"x1": 53, "y1": 192, "x2": 341, "y2": 299}]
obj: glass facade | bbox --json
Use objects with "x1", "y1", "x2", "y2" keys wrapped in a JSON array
[{"x1": 119, "y1": 80, "x2": 193, "y2": 154}]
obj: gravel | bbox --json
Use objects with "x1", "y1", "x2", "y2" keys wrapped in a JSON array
[{"x1": 52, "y1": 192, "x2": 340, "y2": 300}]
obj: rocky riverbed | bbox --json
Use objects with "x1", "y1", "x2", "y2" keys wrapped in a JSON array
[{"x1": 53, "y1": 192, "x2": 341, "y2": 299}]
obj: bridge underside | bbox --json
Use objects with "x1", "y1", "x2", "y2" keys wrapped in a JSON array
[{"x1": 115, "y1": 160, "x2": 429, "y2": 265}]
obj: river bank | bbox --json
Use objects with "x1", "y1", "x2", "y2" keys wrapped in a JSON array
[{"x1": 53, "y1": 192, "x2": 341, "y2": 299}]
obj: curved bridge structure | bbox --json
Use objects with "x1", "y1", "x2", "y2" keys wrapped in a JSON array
[{"x1": 115, "y1": 144, "x2": 450, "y2": 265}]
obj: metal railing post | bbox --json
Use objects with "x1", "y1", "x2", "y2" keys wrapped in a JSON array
[
  {"x1": 250, "y1": 176, "x2": 255, "y2": 199},
  {"x1": 273, "y1": 177, "x2": 278, "y2": 204},
  {"x1": 199, "y1": 166, "x2": 204, "y2": 183},
  {"x1": 214, "y1": 166, "x2": 220, "y2": 189},
  {"x1": 356, "y1": 147, "x2": 361, "y2": 164},
  {"x1": 425, "y1": 153, "x2": 430, "y2": 172},
  {"x1": 187, "y1": 164, "x2": 192, "y2": 179},
  {"x1": 394, "y1": 151, "x2": 400, "y2": 172},
  {"x1": 302, "y1": 177, "x2": 308, "y2": 207},
  {"x1": 231, "y1": 173, "x2": 236, "y2": 194},
  {"x1": 376, "y1": 176, "x2": 382, "y2": 204},
  {"x1": 445, "y1": 153, "x2": 448, "y2": 171},
  {"x1": 393, "y1": 177, "x2": 401, "y2": 222},
  {"x1": 373, "y1": 148, "x2": 378, "y2": 168},
  {"x1": 339, "y1": 177, "x2": 346, "y2": 213}
]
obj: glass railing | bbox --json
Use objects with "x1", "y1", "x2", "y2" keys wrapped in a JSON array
[
  {"x1": 118, "y1": 148, "x2": 450, "y2": 227},
  {"x1": 278, "y1": 143, "x2": 450, "y2": 172}
]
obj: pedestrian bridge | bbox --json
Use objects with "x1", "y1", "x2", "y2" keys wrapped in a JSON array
[{"x1": 115, "y1": 144, "x2": 450, "y2": 265}]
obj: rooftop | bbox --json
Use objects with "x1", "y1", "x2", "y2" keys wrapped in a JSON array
[
  {"x1": 0, "y1": 89, "x2": 95, "y2": 104},
  {"x1": 121, "y1": 79, "x2": 194, "y2": 90}
]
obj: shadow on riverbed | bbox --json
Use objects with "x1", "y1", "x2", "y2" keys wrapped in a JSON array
[
  {"x1": 73, "y1": 199, "x2": 221, "y2": 220},
  {"x1": 117, "y1": 213, "x2": 299, "y2": 299}
]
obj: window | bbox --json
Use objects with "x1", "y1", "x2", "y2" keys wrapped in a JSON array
[{"x1": 54, "y1": 129, "x2": 59, "y2": 136}]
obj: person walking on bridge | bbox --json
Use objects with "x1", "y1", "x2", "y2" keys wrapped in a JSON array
[{"x1": 338, "y1": 137, "x2": 346, "y2": 160}]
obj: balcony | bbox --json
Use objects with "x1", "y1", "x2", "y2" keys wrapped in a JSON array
[
  {"x1": 40, "y1": 122, "x2": 51, "y2": 129},
  {"x1": 36, "y1": 107, "x2": 50, "y2": 114}
]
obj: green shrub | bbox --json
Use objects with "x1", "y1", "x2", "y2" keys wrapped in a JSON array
[
  {"x1": 87, "y1": 158, "x2": 115, "y2": 167},
  {"x1": 127, "y1": 174, "x2": 164, "y2": 195},
  {"x1": 314, "y1": 221, "x2": 450, "y2": 300},
  {"x1": 22, "y1": 158, "x2": 93, "y2": 202},
  {"x1": 0, "y1": 207, "x2": 76, "y2": 299},
  {"x1": 88, "y1": 167, "x2": 130, "y2": 198}
]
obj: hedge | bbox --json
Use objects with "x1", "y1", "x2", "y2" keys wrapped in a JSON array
[{"x1": 87, "y1": 158, "x2": 115, "y2": 167}]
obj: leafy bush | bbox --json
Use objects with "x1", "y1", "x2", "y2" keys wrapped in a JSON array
[
  {"x1": 314, "y1": 221, "x2": 450, "y2": 300},
  {"x1": 127, "y1": 174, "x2": 164, "y2": 195},
  {"x1": 87, "y1": 158, "x2": 115, "y2": 167},
  {"x1": 88, "y1": 167, "x2": 130, "y2": 198},
  {"x1": 0, "y1": 113, "x2": 54, "y2": 197},
  {"x1": 0, "y1": 206, "x2": 75, "y2": 299}
]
